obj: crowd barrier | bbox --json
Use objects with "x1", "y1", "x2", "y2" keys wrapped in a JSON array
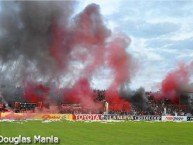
[{"x1": 0, "y1": 112, "x2": 193, "y2": 122}]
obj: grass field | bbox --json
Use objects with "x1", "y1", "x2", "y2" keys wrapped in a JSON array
[{"x1": 0, "y1": 120, "x2": 193, "y2": 145}]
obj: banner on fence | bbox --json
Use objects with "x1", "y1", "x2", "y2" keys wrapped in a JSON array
[
  {"x1": 33, "y1": 114, "x2": 73, "y2": 120},
  {"x1": 134, "y1": 116, "x2": 161, "y2": 121},
  {"x1": 187, "y1": 116, "x2": 193, "y2": 121},
  {"x1": 162, "y1": 116, "x2": 187, "y2": 121},
  {"x1": 103, "y1": 115, "x2": 134, "y2": 120},
  {"x1": 73, "y1": 114, "x2": 102, "y2": 121},
  {"x1": 0, "y1": 113, "x2": 73, "y2": 120}
]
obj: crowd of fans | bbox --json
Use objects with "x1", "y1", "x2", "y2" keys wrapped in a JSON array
[
  {"x1": 0, "y1": 89, "x2": 193, "y2": 116},
  {"x1": 109, "y1": 95, "x2": 192, "y2": 116}
]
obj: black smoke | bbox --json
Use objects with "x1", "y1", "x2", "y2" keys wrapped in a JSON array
[{"x1": 119, "y1": 82, "x2": 149, "y2": 110}]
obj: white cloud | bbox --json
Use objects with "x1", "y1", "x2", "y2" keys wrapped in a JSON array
[
  {"x1": 129, "y1": 37, "x2": 163, "y2": 61},
  {"x1": 169, "y1": 29, "x2": 193, "y2": 41}
]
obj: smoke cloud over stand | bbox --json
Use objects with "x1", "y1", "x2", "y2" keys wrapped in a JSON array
[
  {"x1": 160, "y1": 62, "x2": 193, "y2": 108},
  {"x1": 0, "y1": 1, "x2": 138, "y2": 111}
]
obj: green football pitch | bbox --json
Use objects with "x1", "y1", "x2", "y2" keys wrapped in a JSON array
[{"x1": 0, "y1": 120, "x2": 193, "y2": 145}]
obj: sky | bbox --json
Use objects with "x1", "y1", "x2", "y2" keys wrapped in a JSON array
[{"x1": 77, "y1": 0, "x2": 193, "y2": 91}]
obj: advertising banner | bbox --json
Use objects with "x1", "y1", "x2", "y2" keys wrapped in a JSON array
[
  {"x1": 34, "y1": 114, "x2": 61, "y2": 120},
  {"x1": 162, "y1": 116, "x2": 187, "y2": 121},
  {"x1": 73, "y1": 114, "x2": 102, "y2": 121},
  {"x1": 187, "y1": 116, "x2": 193, "y2": 121},
  {"x1": 134, "y1": 116, "x2": 161, "y2": 121},
  {"x1": 103, "y1": 115, "x2": 134, "y2": 120},
  {"x1": 0, "y1": 112, "x2": 27, "y2": 120},
  {"x1": 0, "y1": 113, "x2": 73, "y2": 120},
  {"x1": 34, "y1": 114, "x2": 73, "y2": 120}
]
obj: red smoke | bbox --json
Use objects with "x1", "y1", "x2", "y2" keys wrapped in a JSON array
[
  {"x1": 23, "y1": 4, "x2": 135, "y2": 112},
  {"x1": 24, "y1": 82, "x2": 49, "y2": 103},
  {"x1": 105, "y1": 36, "x2": 133, "y2": 111},
  {"x1": 107, "y1": 36, "x2": 132, "y2": 88},
  {"x1": 161, "y1": 63, "x2": 190, "y2": 104},
  {"x1": 106, "y1": 90, "x2": 131, "y2": 111},
  {"x1": 63, "y1": 78, "x2": 102, "y2": 111},
  {"x1": 73, "y1": 4, "x2": 109, "y2": 45}
]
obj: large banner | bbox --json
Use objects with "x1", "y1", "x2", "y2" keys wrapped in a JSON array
[
  {"x1": 73, "y1": 114, "x2": 102, "y2": 121},
  {"x1": 134, "y1": 115, "x2": 161, "y2": 121},
  {"x1": 162, "y1": 116, "x2": 187, "y2": 121},
  {"x1": 103, "y1": 115, "x2": 134, "y2": 120}
]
